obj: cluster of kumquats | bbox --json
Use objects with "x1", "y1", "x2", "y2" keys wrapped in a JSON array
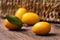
[{"x1": 4, "y1": 8, "x2": 51, "y2": 35}]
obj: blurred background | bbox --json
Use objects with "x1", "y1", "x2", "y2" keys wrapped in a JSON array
[{"x1": 0, "y1": 0, "x2": 60, "y2": 23}]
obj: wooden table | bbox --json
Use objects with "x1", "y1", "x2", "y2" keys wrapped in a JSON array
[{"x1": 0, "y1": 18, "x2": 60, "y2": 40}]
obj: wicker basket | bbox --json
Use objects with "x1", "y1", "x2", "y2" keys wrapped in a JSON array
[{"x1": 0, "y1": 0, "x2": 60, "y2": 23}]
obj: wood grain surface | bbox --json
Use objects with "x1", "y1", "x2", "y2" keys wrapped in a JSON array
[{"x1": 0, "y1": 18, "x2": 60, "y2": 40}]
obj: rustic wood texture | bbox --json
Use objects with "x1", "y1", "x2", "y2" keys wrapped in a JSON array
[{"x1": 0, "y1": 18, "x2": 60, "y2": 40}]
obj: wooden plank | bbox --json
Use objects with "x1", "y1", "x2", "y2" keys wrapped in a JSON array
[
  {"x1": 20, "y1": 25, "x2": 60, "y2": 40},
  {"x1": 0, "y1": 18, "x2": 60, "y2": 40},
  {"x1": 0, "y1": 18, "x2": 36, "y2": 40},
  {"x1": 0, "y1": 28, "x2": 36, "y2": 40}
]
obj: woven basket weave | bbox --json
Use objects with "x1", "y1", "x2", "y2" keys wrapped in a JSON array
[{"x1": 0, "y1": 0, "x2": 60, "y2": 22}]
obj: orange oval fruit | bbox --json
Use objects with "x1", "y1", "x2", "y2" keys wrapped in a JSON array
[
  {"x1": 32, "y1": 22, "x2": 51, "y2": 35},
  {"x1": 15, "y1": 8, "x2": 27, "y2": 20},
  {"x1": 4, "y1": 19, "x2": 20, "y2": 30},
  {"x1": 21, "y1": 12, "x2": 40, "y2": 25}
]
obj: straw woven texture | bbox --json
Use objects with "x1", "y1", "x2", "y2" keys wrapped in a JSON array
[{"x1": 0, "y1": 0, "x2": 60, "y2": 22}]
